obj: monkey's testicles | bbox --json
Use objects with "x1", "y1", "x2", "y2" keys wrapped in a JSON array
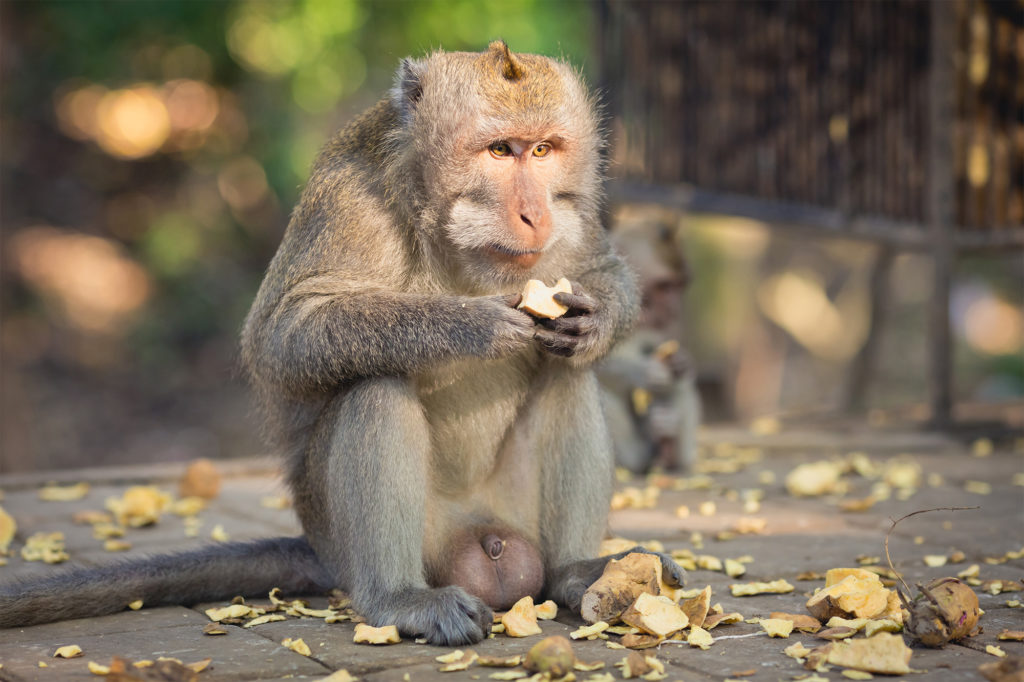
[
  {"x1": 439, "y1": 527, "x2": 545, "y2": 610},
  {"x1": 518, "y1": 278, "x2": 572, "y2": 319}
]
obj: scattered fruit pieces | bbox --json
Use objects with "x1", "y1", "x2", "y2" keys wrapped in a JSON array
[
  {"x1": 760, "y1": 618, "x2": 794, "y2": 638},
  {"x1": 679, "y1": 586, "x2": 711, "y2": 628},
  {"x1": 621, "y1": 593, "x2": 689, "y2": 637},
  {"x1": 206, "y1": 604, "x2": 261, "y2": 621},
  {"x1": 127, "y1": 599, "x2": 143, "y2": 611},
  {"x1": 986, "y1": 645, "x2": 1006, "y2": 658},
  {"x1": 581, "y1": 552, "x2": 663, "y2": 624},
  {"x1": 0, "y1": 505, "x2": 15, "y2": 554},
  {"x1": 282, "y1": 637, "x2": 312, "y2": 656},
  {"x1": 106, "y1": 486, "x2": 171, "y2": 527},
  {"x1": 87, "y1": 661, "x2": 110, "y2": 675},
  {"x1": 53, "y1": 645, "x2": 83, "y2": 659},
  {"x1": 730, "y1": 579, "x2": 794, "y2": 596},
  {"x1": 21, "y1": 531, "x2": 69, "y2": 563},
  {"x1": 825, "y1": 632, "x2": 913, "y2": 675},
  {"x1": 997, "y1": 630, "x2": 1024, "y2": 641},
  {"x1": 924, "y1": 555, "x2": 948, "y2": 567},
  {"x1": 903, "y1": 577, "x2": 980, "y2": 646},
  {"x1": 687, "y1": 626, "x2": 713, "y2": 649},
  {"x1": 806, "y1": 569, "x2": 891, "y2": 621},
  {"x1": 534, "y1": 599, "x2": 558, "y2": 620},
  {"x1": 179, "y1": 458, "x2": 221, "y2": 499},
  {"x1": 353, "y1": 623, "x2": 401, "y2": 645},
  {"x1": 524, "y1": 636, "x2": 575, "y2": 677},
  {"x1": 38, "y1": 482, "x2": 90, "y2": 501},
  {"x1": 438, "y1": 650, "x2": 479, "y2": 672},
  {"x1": 769, "y1": 612, "x2": 821, "y2": 633},
  {"x1": 786, "y1": 461, "x2": 842, "y2": 497},
  {"x1": 571, "y1": 621, "x2": 610, "y2": 640},
  {"x1": 501, "y1": 596, "x2": 542, "y2": 637}
]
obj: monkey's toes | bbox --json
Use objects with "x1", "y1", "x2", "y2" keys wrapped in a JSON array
[
  {"x1": 395, "y1": 586, "x2": 492, "y2": 646},
  {"x1": 656, "y1": 552, "x2": 687, "y2": 588}
]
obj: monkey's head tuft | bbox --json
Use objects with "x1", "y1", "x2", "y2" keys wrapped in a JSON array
[{"x1": 487, "y1": 40, "x2": 525, "y2": 81}]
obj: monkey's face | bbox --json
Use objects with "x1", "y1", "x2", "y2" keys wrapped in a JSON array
[
  {"x1": 439, "y1": 134, "x2": 586, "y2": 284},
  {"x1": 394, "y1": 43, "x2": 602, "y2": 289}
]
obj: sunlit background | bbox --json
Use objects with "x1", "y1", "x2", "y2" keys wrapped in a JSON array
[{"x1": 1, "y1": 1, "x2": 1021, "y2": 472}]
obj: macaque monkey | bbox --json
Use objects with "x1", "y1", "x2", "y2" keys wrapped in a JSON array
[{"x1": 0, "y1": 42, "x2": 683, "y2": 645}]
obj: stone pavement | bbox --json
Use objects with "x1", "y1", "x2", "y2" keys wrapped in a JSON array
[{"x1": 1, "y1": 426, "x2": 1022, "y2": 681}]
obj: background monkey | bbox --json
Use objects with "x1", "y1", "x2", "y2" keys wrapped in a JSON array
[{"x1": 0, "y1": 42, "x2": 683, "y2": 645}]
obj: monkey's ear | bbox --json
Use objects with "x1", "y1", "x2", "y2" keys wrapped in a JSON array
[{"x1": 392, "y1": 58, "x2": 426, "y2": 123}]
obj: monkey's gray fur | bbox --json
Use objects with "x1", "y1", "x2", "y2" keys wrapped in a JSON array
[{"x1": 0, "y1": 42, "x2": 684, "y2": 645}]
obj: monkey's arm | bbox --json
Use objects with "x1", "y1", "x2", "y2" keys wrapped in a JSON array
[{"x1": 244, "y1": 282, "x2": 534, "y2": 394}]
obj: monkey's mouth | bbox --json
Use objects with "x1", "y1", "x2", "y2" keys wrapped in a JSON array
[{"x1": 486, "y1": 243, "x2": 542, "y2": 269}]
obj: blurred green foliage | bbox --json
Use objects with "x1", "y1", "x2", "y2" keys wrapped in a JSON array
[{"x1": 0, "y1": 0, "x2": 594, "y2": 469}]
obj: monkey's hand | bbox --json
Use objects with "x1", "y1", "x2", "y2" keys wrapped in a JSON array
[
  {"x1": 545, "y1": 547, "x2": 686, "y2": 614},
  {"x1": 364, "y1": 585, "x2": 493, "y2": 646},
  {"x1": 532, "y1": 282, "x2": 605, "y2": 363},
  {"x1": 475, "y1": 294, "x2": 536, "y2": 359}
]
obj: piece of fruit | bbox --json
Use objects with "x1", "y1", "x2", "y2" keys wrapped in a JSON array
[{"x1": 518, "y1": 278, "x2": 572, "y2": 319}]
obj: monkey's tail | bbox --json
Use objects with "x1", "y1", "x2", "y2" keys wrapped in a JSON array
[{"x1": 0, "y1": 537, "x2": 333, "y2": 628}]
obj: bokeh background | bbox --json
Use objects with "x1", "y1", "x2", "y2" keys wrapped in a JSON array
[{"x1": 1, "y1": 0, "x2": 1021, "y2": 473}]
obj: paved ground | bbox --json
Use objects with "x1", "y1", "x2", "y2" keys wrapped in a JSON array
[{"x1": 1, "y1": 426, "x2": 1022, "y2": 681}]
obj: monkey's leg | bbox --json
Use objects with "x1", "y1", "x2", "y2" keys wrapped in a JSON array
[
  {"x1": 535, "y1": 370, "x2": 686, "y2": 611},
  {"x1": 298, "y1": 377, "x2": 492, "y2": 646}
]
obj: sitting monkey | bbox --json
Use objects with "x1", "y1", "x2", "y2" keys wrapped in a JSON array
[{"x1": 0, "y1": 42, "x2": 683, "y2": 645}]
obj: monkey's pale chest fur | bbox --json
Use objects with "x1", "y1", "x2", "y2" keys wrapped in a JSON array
[{"x1": 414, "y1": 351, "x2": 539, "y2": 497}]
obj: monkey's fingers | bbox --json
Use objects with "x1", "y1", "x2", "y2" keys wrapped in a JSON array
[
  {"x1": 533, "y1": 327, "x2": 580, "y2": 357},
  {"x1": 500, "y1": 292, "x2": 524, "y2": 308},
  {"x1": 552, "y1": 288, "x2": 596, "y2": 316},
  {"x1": 539, "y1": 314, "x2": 597, "y2": 337}
]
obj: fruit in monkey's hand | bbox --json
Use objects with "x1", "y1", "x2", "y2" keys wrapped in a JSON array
[
  {"x1": 580, "y1": 552, "x2": 665, "y2": 625},
  {"x1": 518, "y1": 278, "x2": 572, "y2": 319}
]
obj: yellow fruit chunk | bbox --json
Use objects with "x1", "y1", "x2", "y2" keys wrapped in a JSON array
[
  {"x1": 807, "y1": 571, "x2": 891, "y2": 621},
  {"x1": 518, "y1": 278, "x2": 572, "y2": 318},
  {"x1": 581, "y1": 552, "x2": 663, "y2": 624},
  {"x1": 760, "y1": 618, "x2": 794, "y2": 638},
  {"x1": 353, "y1": 623, "x2": 401, "y2": 645},
  {"x1": 53, "y1": 645, "x2": 83, "y2": 658},
  {"x1": 825, "y1": 632, "x2": 913, "y2": 675},
  {"x1": 282, "y1": 637, "x2": 311, "y2": 656},
  {"x1": 621, "y1": 593, "x2": 688, "y2": 637},
  {"x1": 501, "y1": 596, "x2": 542, "y2": 637}
]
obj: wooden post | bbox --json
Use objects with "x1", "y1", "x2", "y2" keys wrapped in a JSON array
[{"x1": 926, "y1": 0, "x2": 956, "y2": 429}]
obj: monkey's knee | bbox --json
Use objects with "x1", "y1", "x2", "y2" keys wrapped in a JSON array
[{"x1": 436, "y1": 528, "x2": 544, "y2": 610}]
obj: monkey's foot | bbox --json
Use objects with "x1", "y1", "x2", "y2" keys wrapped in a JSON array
[
  {"x1": 546, "y1": 548, "x2": 687, "y2": 613},
  {"x1": 366, "y1": 586, "x2": 493, "y2": 646}
]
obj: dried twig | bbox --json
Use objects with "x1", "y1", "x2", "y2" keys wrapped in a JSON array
[{"x1": 884, "y1": 506, "x2": 980, "y2": 599}]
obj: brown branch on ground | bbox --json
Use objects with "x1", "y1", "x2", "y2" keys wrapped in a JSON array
[{"x1": 883, "y1": 506, "x2": 980, "y2": 601}]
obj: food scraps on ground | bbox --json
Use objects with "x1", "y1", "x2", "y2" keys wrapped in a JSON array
[
  {"x1": 282, "y1": 637, "x2": 312, "y2": 656},
  {"x1": 518, "y1": 278, "x2": 572, "y2": 318},
  {"x1": 353, "y1": 623, "x2": 401, "y2": 645},
  {"x1": 769, "y1": 612, "x2": 821, "y2": 633},
  {"x1": 106, "y1": 486, "x2": 172, "y2": 527},
  {"x1": 620, "y1": 593, "x2": 689, "y2": 637},
  {"x1": 179, "y1": 458, "x2": 222, "y2": 499},
  {"x1": 501, "y1": 596, "x2": 543, "y2": 637},
  {"x1": 730, "y1": 579, "x2": 794, "y2": 596},
  {"x1": 901, "y1": 577, "x2": 980, "y2": 646},
  {"x1": 805, "y1": 568, "x2": 896, "y2": 621},
  {"x1": 822, "y1": 632, "x2": 914, "y2": 675},
  {"x1": 38, "y1": 482, "x2": 90, "y2": 501},
  {"x1": 524, "y1": 636, "x2": 575, "y2": 677},
  {"x1": 580, "y1": 552, "x2": 664, "y2": 624},
  {"x1": 0, "y1": 505, "x2": 15, "y2": 555},
  {"x1": 20, "y1": 531, "x2": 69, "y2": 564}
]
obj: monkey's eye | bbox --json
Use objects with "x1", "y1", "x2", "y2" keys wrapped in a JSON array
[
  {"x1": 489, "y1": 142, "x2": 513, "y2": 157},
  {"x1": 532, "y1": 143, "x2": 552, "y2": 158}
]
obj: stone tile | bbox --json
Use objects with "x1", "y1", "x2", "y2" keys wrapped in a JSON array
[{"x1": 0, "y1": 619, "x2": 329, "y2": 681}]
